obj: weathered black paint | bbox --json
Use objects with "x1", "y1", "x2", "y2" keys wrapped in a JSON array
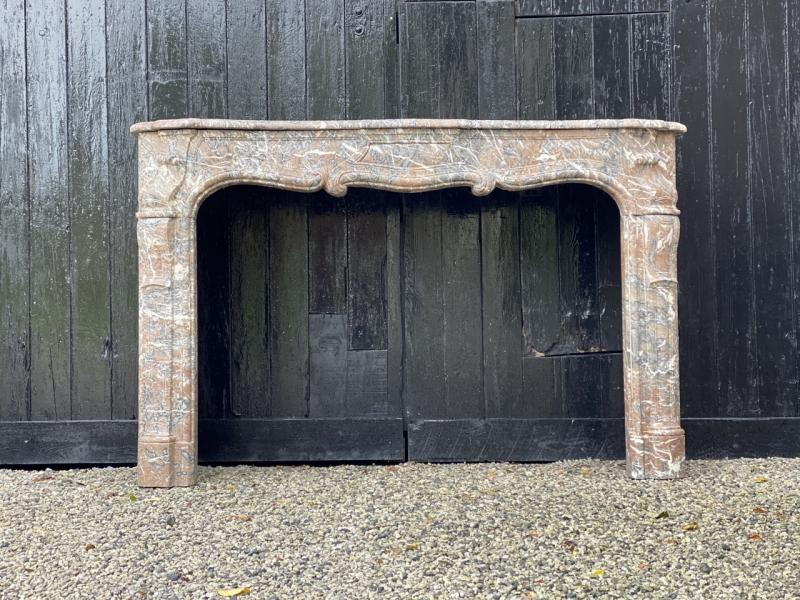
[{"x1": 1, "y1": 0, "x2": 798, "y2": 463}]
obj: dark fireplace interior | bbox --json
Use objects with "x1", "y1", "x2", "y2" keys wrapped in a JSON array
[{"x1": 196, "y1": 184, "x2": 622, "y2": 460}]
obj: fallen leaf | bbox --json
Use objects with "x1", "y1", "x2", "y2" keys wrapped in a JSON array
[
  {"x1": 682, "y1": 522, "x2": 699, "y2": 532},
  {"x1": 180, "y1": 575, "x2": 191, "y2": 582},
  {"x1": 84, "y1": 543, "x2": 96, "y2": 551},
  {"x1": 754, "y1": 476, "x2": 768, "y2": 483},
  {"x1": 30, "y1": 474, "x2": 55, "y2": 483},
  {"x1": 562, "y1": 539, "x2": 578, "y2": 555},
  {"x1": 385, "y1": 465, "x2": 399, "y2": 473},
  {"x1": 590, "y1": 568, "x2": 605, "y2": 578},
  {"x1": 216, "y1": 587, "x2": 251, "y2": 597},
  {"x1": 230, "y1": 514, "x2": 252, "y2": 522},
  {"x1": 651, "y1": 510, "x2": 669, "y2": 520},
  {"x1": 580, "y1": 467, "x2": 590, "y2": 477},
  {"x1": 487, "y1": 471, "x2": 498, "y2": 481},
  {"x1": 748, "y1": 533, "x2": 763, "y2": 542},
  {"x1": 753, "y1": 507, "x2": 768, "y2": 514},
  {"x1": 524, "y1": 531, "x2": 542, "y2": 539},
  {"x1": 226, "y1": 484, "x2": 237, "y2": 492},
  {"x1": 128, "y1": 494, "x2": 137, "y2": 502},
  {"x1": 405, "y1": 543, "x2": 419, "y2": 551}
]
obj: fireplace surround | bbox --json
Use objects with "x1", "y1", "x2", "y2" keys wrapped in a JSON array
[{"x1": 132, "y1": 118, "x2": 686, "y2": 487}]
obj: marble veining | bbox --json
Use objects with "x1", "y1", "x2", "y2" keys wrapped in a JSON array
[{"x1": 132, "y1": 118, "x2": 686, "y2": 487}]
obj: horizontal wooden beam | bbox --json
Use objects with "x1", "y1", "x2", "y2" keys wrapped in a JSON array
[
  {"x1": 408, "y1": 418, "x2": 800, "y2": 462},
  {"x1": 1, "y1": 418, "x2": 800, "y2": 465}
]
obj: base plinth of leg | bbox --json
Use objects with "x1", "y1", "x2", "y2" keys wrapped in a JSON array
[
  {"x1": 626, "y1": 428, "x2": 685, "y2": 480},
  {"x1": 138, "y1": 439, "x2": 198, "y2": 487}
]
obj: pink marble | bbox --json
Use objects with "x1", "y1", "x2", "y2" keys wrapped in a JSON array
[{"x1": 132, "y1": 118, "x2": 686, "y2": 487}]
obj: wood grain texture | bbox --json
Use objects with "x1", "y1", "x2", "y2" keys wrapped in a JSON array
[
  {"x1": 347, "y1": 190, "x2": 388, "y2": 351},
  {"x1": 477, "y1": 0, "x2": 516, "y2": 120},
  {"x1": 0, "y1": 0, "x2": 29, "y2": 421},
  {"x1": 306, "y1": 0, "x2": 346, "y2": 120},
  {"x1": 146, "y1": 0, "x2": 187, "y2": 120},
  {"x1": 226, "y1": 0, "x2": 267, "y2": 120},
  {"x1": 67, "y1": 0, "x2": 112, "y2": 419},
  {"x1": 672, "y1": 0, "x2": 717, "y2": 417},
  {"x1": 228, "y1": 193, "x2": 270, "y2": 418},
  {"x1": 27, "y1": 0, "x2": 71, "y2": 420},
  {"x1": 266, "y1": 0, "x2": 306, "y2": 120},
  {"x1": 187, "y1": 0, "x2": 227, "y2": 119},
  {"x1": 747, "y1": 0, "x2": 797, "y2": 416},
  {"x1": 710, "y1": 0, "x2": 757, "y2": 417},
  {"x1": 106, "y1": 0, "x2": 146, "y2": 420},
  {"x1": 268, "y1": 198, "x2": 309, "y2": 418}
]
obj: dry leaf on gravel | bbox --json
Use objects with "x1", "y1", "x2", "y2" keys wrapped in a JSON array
[{"x1": 216, "y1": 587, "x2": 251, "y2": 597}]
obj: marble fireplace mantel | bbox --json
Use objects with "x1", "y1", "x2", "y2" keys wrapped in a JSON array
[{"x1": 131, "y1": 118, "x2": 686, "y2": 487}]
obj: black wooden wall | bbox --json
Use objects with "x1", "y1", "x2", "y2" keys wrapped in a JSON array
[{"x1": 1, "y1": 0, "x2": 799, "y2": 463}]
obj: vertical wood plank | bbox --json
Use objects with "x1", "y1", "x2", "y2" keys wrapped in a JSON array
[
  {"x1": 672, "y1": 0, "x2": 716, "y2": 417},
  {"x1": 747, "y1": 0, "x2": 796, "y2": 416},
  {"x1": 516, "y1": 0, "x2": 553, "y2": 16},
  {"x1": 229, "y1": 192, "x2": 269, "y2": 418},
  {"x1": 554, "y1": 17, "x2": 594, "y2": 120},
  {"x1": 593, "y1": 14, "x2": 631, "y2": 119},
  {"x1": 520, "y1": 192, "x2": 560, "y2": 355},
  {"x1": 595, "y1": 191, "x2": 622, "y2": 351},
  {"x1": 347, "y1": 190, "x2": 388, "y2": 351},
  {"x1": 146, "y1": 0, "x2": 188, "y2": 119},
  {"x1": 106, "y1": 0, "x2": 146, "y2": 420},
  {"x1": 27, "y1": 0, "x2": 71, "y2": 420},
  {"x1": 383, "y1": 0, "x2": 400, "y2": 118},
  {"x1": 554, "y1": 0, "x2": 593, "y2": 15},
  {"x1": 226, "y1": 0, "x2": 267, "y2": 119},
  {"x1": 309, "y1": 314, "x2": 347, "y2": 417},
  {"x1": 187, "y1": 0, "x2": 227, "y2": 118},
  {"x1": 309, "y1": 197, "x2": 347, "y2": 315},
  {"x1": 225, "y1": 2, "x2": 268, "y2": 418},
  {"x1": 631, "y1": 12, "x2": 671, "y2": 120},
  {"x1": 521, "y1": 357, "x2": 559, "y2": 417},
  {"x1": 399, "y1": 2, "x2": 439, "y2": 117},
  {"x1": 593, "y1": 0, "x2": 631, "y2": 13},
  {"x1": 269, "y1": 198, "x2": 309, "y2": 417},
  {"x1": 346, "y1": 350, "x2": 389, "y2": 417},
  {"x1": 442, "y1": 192, "x2": 483, "y2": 418},
  {"x1": 516, "y1": 18, "x2": 555, "y2": 120},
  {"x1": 710, "y1": 0, "x2": 757, "y2": 416},
  {"x1": 440, "y1": 1, "x2": 478, "y2": 119},
  {"x1": 477, "y1": 0, "x2": 517, "y2": 119},
  {"x1": 345, "y1": 0, "x2": 386, "y2": 118},
  {"x1": 306, "y1": 0, "x2": 346, "y2": 119},
  {"x1": 197, "y1": 194, "x2": 230, "y2": 419},
  {"x1": 557, "y1": 186, "x2": 600, "y2": 352},
  {"x1": 482, "y1": 193, "x2": 523, "y2": 417},
  {"x1": 0, "y1": 0, "x2": 29, "y2": 420},
  {"x1": 403, "y1": 194, "x2": 445, "y2": 420},
  {"x1": 386, "y1": 196, "x2": 403, "y2": 418},
  {"x1": 67, "y1": 0, "x2": 112, "y2": 419},
  {"x1": 266, "y1": 0, "x2": 306, "y2": 120},
  {"x1": 631, "y1": 0, "x2": 669, "y2": 11},
  {"x1": 789, "y1": 0, "x2": 800, "y2": 416}
]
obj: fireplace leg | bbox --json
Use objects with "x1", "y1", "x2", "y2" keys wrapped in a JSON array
[
  {"x1": 621, "y1": 214, "x2": 685, "y2": 479},
  {"x1": 137, "y1": 216, "x2": 198, "y2": 487}
]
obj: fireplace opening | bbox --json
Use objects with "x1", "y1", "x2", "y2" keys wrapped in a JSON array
[{"x1": 194, "y1": 183, "x2": 622, "y2": 463}]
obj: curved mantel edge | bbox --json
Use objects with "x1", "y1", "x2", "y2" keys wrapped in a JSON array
[{"x1": 130, "y1": 117, "x2": 687, "y2": 135}]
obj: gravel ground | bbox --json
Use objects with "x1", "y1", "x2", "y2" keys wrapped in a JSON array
[{"x1": 0, "y1": 459, "x2": 798, "y2": 599}]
